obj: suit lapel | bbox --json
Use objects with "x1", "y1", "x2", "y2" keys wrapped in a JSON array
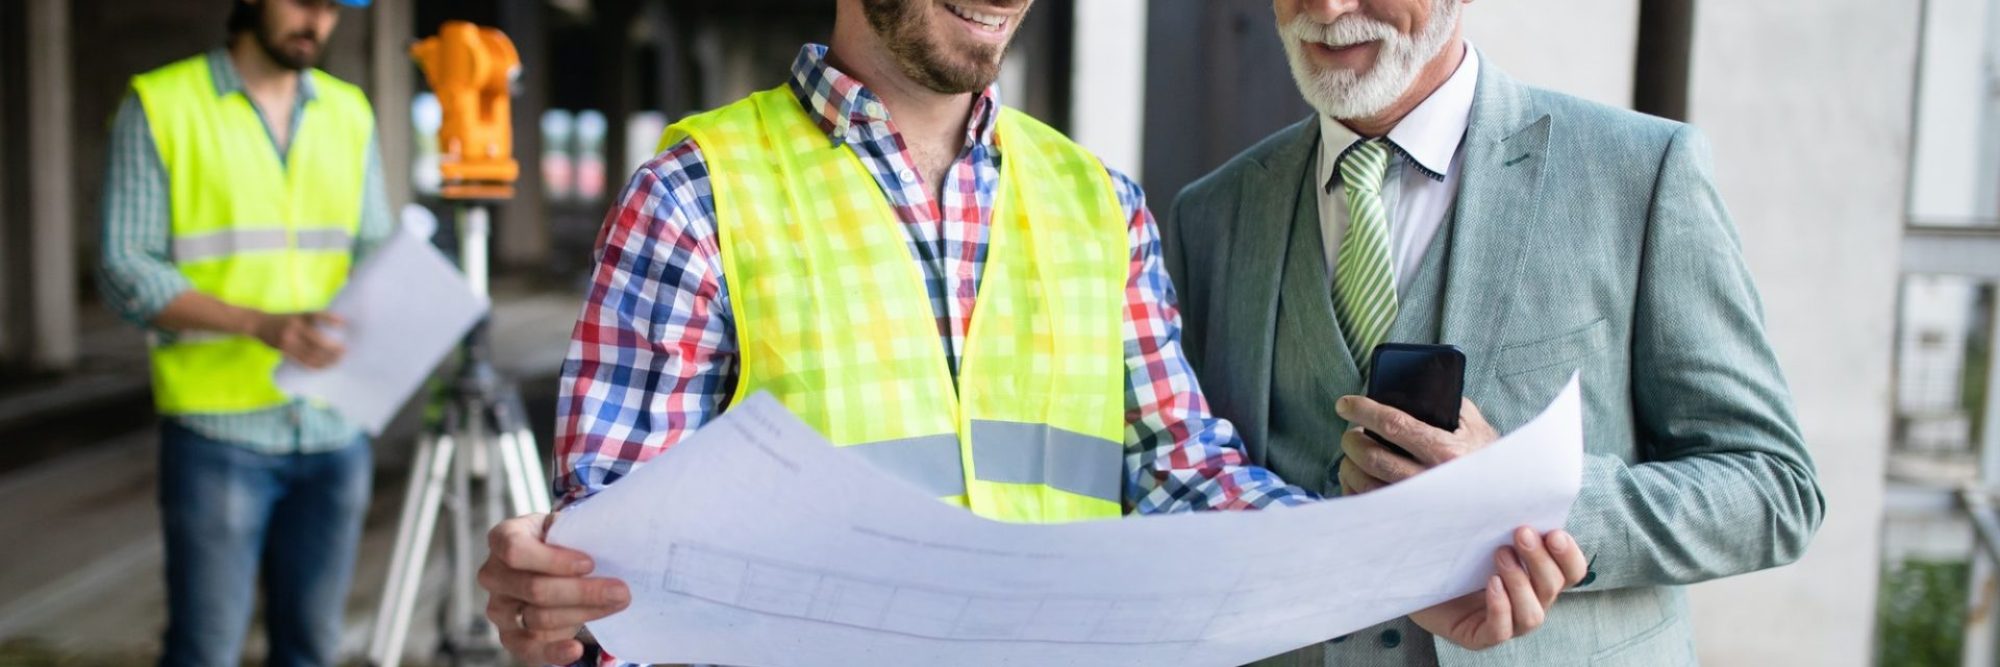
[
  {"x1": 1219, "y1": 118, "x2": 1319, "y2": 457},
  {"x1": 1277, "y1": 155, "x2": 1365, "y2": 404},
  {"x1": 1441, "y1": 62, "x2": 1553, "y2": 403}
]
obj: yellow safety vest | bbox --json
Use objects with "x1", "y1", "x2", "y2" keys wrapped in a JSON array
[
  {"x1": 130, "y1": 53, "x2": 373, "y2": 415},
  {"x1": 667, "y1": 88, "x2": 1130, "y2": 522}
]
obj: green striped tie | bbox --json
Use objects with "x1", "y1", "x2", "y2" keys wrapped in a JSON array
[{"x1": 1334, "y1": 139, "x2": 1397, "y2": 372}]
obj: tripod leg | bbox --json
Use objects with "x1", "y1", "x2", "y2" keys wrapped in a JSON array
[
  {"x1": 374, "y1": 433, "x2": 457, "y2": 667},
  {"x1": 508, "y1": 429, "x2": 552, "y2": 515},
  {"x1": 492, "y1": 429, "x2": 540, "y2": 519},
  {"x1": 446, "y1": 415, "x2": 481, "y2": 651},
  {"x1": 475, "y1": 415, "x2": 508, "y2": 649},
  {"x1": 368, "y1": 434, "x2": 434, "y2": 664},
  {"x1": 494, "y1": 391, "x2": 553, "y2": 516}
]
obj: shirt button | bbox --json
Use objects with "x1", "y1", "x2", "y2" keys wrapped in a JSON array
[
  {"x1": 1379, "y1": 628, "x2": 1402, "y2": 649},
  {"x1": 897, "y1": 168, "x2": 917, "y2": 184}
]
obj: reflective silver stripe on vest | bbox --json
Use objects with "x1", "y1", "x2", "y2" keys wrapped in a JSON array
[
  {"x1": 969, "y1": 421, "x2": 1123, "y2": 503},
  {"x1": 294, "y1": 228, "x2": 355, "y2": 252},
  {"x1": 172, "y1": 227, "x2": 353, "y2": 262},
  {"x1": 841, "y1": 423, "x2": 1123, "y2": 503},
  {"x1": 842, "y1": 434, "x2": 967, "y2": 497}
]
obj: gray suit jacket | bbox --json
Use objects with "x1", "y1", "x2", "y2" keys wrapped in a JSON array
[{"x1": 1163, "y1": 61, "x2": 1825, "y2": 665}]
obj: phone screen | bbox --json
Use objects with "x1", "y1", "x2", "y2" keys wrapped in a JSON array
[{"x1": 1368, "y1": 347, "x2": 1464, "y2": 431}]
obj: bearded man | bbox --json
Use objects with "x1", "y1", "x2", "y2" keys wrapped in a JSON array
[
  {"x1": 97, "y1": 0, "x2": 386, "y2": 664},
  {"x1": 475, "y1": 1, "x2": 1595, "y2": 665},
  {"x1": 1163, "y1": 0, "x2": 1825, "y2": 665}
]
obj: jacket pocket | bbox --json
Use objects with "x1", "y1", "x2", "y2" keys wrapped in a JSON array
[
  {"x1": 1495, "y1": 318, "x2": 1611, "y2": 378},
  {"x1": 1590, "y1": 613, "x2": 1697, "y2": 666}
]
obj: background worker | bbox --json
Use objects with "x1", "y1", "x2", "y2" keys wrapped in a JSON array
[{"x1": 95, "y1": 0, "x2": 390, "y2": 664}]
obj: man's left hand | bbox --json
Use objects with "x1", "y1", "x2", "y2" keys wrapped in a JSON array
[
  {"x1": 1410, "y1": 527, "x2": 1589, "y2": 650},
  {"x1": 1336, "y1": 396, "x2": 1500, "y2": 495}
]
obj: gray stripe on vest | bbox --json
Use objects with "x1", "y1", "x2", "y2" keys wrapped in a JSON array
[
  {"x1": 842, "y1": 434, "x2": 966, "y2": 497},
  {"x1": 174, "y1": 228, "x2": 289, "y2": 261},
  {"x1": 294, "y1": 228, "x2": 354, "y2": 251},
  {"x1": 173, "y1": 227, "x2": 353, "y2": 262},
  {"x1": 970, "y1": 421, "x2": 1123, "y2": 503}
]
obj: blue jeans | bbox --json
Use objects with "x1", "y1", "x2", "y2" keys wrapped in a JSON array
[{"x1": 157, "y1": 420, "x2": 372, "y2": 667}]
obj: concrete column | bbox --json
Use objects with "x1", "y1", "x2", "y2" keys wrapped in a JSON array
[
  {"x1": 371, "y1": 0, "x2": 415, "y2": 216},
  {"x1": 25, "y1": 0, "x2": 77, "y2": 371},
  {"x1": 1680, "y1": 2, "x2": 1918, "y2": 665},
  {"x1": 0, "y1": 0, "x2": 13, "y2": 369},
  {"x1": 1907, "y1": 0, "x2": 1999, "y2": 225},
  {"x1": 497, "y1": 0, "x2": 551, "y2": 271},
  {"x1": 1069, "y1": 0, "x2": 1147, "y2": 180},
  {"x1": 1632, "y1": 0, "x2": 1695, "y2": 120}
]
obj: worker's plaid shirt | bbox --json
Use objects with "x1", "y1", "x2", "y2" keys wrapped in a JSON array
[{"x1": 558, "y1": 43, "x2": 1314, "y2": 521}]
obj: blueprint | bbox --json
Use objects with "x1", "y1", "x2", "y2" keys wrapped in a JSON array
[
  {"x1": 546, "y1": 374, "x2": 1584, "y2": 666},
  {"x1": 273, "y1": 226, "x2": 487, "y2": 434}
]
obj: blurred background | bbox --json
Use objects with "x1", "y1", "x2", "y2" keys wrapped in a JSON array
[{"x1": 0, "y1": 0, "x2": 1993, "y2": 665}]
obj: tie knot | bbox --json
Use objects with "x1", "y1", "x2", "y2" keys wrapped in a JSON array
[{"x1": 1339, "y1": 139, "x2": 1392, "y2": 194}]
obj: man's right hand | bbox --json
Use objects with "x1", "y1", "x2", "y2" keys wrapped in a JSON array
[
  {"x1": 478, "y1": 513, "x2": 631, "y2": 666},
  {"x1": 250, "y1": 311, "x2": 347, "y2": 368}
]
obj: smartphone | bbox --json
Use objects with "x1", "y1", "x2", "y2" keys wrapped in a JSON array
[{"x1": 1363, "y1": 343, "x2": 1467, "y2": 458}]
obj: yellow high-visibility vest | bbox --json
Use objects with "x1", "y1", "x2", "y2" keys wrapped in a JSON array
[
  {"x1": 131, "y1": 53, "x2": 372, "y2": 414},
  {"x1": 666, "y1": 88, "x2": 1130, "y2": 522}
]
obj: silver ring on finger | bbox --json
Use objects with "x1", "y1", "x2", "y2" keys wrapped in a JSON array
[{"x1": 514, "y1": 606, "x2": 530, "y2": 631}]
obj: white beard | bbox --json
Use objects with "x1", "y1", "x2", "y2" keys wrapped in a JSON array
[{"x1": 1280, "y1": 1, "x2": 1461, "y2": 121}]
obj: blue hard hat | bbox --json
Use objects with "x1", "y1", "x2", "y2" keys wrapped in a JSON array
[{"x1": 336, "y1": 0, "x2": 372, "y2": 6}]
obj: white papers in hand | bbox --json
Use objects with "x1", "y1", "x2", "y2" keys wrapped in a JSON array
[
  {"x1": 273, "y1": 228, "x2": 488, "y2": 434},
  {"x1": 547, "y1": 374, "x2": 1585, "y2": 667}
]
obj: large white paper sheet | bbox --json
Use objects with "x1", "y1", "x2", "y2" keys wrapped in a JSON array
[
  {"x1": 548, "y1": 374, "x2": 1584, "y2": 667},
  {"x1": 273, "y1": 228, "x2": 488, "y2": 434}
]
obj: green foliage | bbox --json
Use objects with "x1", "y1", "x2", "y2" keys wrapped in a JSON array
[{"x1": 1877, "y1": 558, "x2": 1971, "y2": 667}]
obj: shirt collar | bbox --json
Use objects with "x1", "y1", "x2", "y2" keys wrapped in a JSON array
[
  {"x1": 206, "y1": 46, "x2": 319, "y2": 101},
  {"x1": 1319, "y1": 42, "x2": 1479, "y2": 189},
  {"x1": 785, "y1": 43, "x2": 1001, "y2": 150}
]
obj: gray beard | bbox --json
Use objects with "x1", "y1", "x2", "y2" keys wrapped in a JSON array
[{"x1": 1281, "y1": 1, "x2": 1460, "y2": 120}]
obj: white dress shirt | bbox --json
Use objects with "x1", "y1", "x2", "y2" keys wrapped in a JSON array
[{"x1": 1317, "y1": 44, "x2": 1480, "y2": 298}]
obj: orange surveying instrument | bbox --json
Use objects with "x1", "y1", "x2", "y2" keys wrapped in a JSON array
[
  {"x1": 411, "y1": 20, "x2": 520, "y2": 200},
  {"x1": 369, "y1": 21, "x2": 549, "y2": 667}
]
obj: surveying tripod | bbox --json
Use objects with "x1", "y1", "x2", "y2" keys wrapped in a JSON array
[{"x1": 367, "y1": 21, "x2": 546, "y2": 667}]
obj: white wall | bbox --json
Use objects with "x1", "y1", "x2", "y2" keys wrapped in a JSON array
[
  {"x1": 1463, "y1": 0, "x2": 1639, "y2": 109},
  {"x1": 1680, "y1": 2, "x2": 1917, "y2": 665}
]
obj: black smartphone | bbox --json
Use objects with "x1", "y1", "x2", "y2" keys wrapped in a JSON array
[{"x1": 1363, "y1": 343, "x2": 1467, "y2": 458}]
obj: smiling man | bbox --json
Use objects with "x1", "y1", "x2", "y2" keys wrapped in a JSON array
[
  {"x1": 477, "y1": 0, "x2": 1587, "y2": 665},
  {"x1": 1164, "y1": 0, "x2": 1825, "y2": 665}
]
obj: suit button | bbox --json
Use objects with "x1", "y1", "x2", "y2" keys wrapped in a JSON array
[
  {"x1": 1380, "y1": 628, "x2": 1402, "y2": 648},
  {"x1": 1327, "y1": 634, "x2": 1349, "y2": 645},
  {"x1": 1579, "y1": 569, "x2": 1597, "y2": 586}
]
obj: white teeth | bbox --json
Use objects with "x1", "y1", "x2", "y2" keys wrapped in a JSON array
[{"x1": 945, "y1": 3, "x2": 1007, "y2": 30}]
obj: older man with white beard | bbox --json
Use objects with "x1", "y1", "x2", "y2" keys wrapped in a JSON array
[{"x1": 1165, "y1": 0, "x2": 1825, "y2": 665}]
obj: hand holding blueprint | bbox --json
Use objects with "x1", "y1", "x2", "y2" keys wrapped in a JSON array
[
  {"x1": 547, "y1": 374, "x2": 1585, "y2": 666},
  {"x1": 273, "y1": 227, "x2": 487, "y2": 434}
]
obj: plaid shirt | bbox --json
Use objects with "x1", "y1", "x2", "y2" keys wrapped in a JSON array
[
  {"x1": 97, "y1": 48, "x2": 392, "y2": 453},
  {"x1": 556, "y1": 44, "x2": 1312, "y2": 518}
]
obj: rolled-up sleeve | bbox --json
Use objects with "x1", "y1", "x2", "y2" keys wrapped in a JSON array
[{"x1": 97, "y1": 93, "x2": 192, "y2": 329}]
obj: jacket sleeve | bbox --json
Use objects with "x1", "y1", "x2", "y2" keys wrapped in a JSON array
[{"x1": 1569, "y1": 124, "x2": 1825, "y2": 591}]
